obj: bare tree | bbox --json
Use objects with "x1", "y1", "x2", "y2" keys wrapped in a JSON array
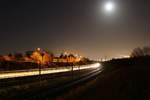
[
  {"x1": 143, "y1": 47, "x2": 150, "y2": 56},
  {"x1": 130, "y1": 47, "x2": 150, "y2": 57}
]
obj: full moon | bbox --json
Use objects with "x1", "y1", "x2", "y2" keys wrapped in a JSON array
[{"x1": 104, "y1": 2, "x2": 114, "y2": 12}]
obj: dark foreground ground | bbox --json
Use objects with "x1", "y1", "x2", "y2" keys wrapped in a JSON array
[{"x1": 56, "y1": 56, "x2": 150, "y2": 100}]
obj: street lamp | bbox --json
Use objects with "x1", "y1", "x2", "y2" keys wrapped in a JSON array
[
  {"x1": 39, "y1": 52, "x2": 44, "y2": 80},
  {"x1": 71, "y1": 62, "x2": 74, "y2": 80}
]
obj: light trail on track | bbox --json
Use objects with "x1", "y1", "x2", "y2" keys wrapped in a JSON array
[{"x1": 0, "y1": 63, "x2": 101, "y2": 79}]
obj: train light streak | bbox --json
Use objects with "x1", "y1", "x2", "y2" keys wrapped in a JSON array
[{"x1": 0, "y1": 63, "x2": 101, "y2": 79}]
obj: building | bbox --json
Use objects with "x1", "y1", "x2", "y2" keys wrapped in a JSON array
[{"x1": 53, "y1": 53, "x2": 81, "y2": 63}]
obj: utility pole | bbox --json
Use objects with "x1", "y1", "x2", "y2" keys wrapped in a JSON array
[
  {"x1": 39, "y1": 52, "x2": 44, "y2": 84},
  {"x1": 72, "y1": 62, "x2": 74, "y2": 80}
]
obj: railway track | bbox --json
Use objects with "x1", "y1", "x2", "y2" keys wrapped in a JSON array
[{"x1": 24, "y1": 66, "x2": 103, "y2": 100}]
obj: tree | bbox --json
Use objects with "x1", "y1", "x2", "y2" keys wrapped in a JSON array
[
  {"x1": 60, "y1": 53, "x2": 64, "y2": 58},
  {"x1": 14, "y1": 53, "x2": 24, "y2": 61},
  {"x1": 143, "y1": 47, "x2": 150, "y2": 56},
  {"x1": 7, "y1": 53, "x2": 15, "y2": 61},
  {"x1": 130, "y1": 47, "x2": 150, "y2": 57},
  {"x1": 8, "y1": 53, "x2": 13, "y2": 57},
  {"x1": 25, "y1": 51, "x2": 33, "y2": 58},
  {"x1": 31, "y1": 49, "x2": 54, "y2": 64},
  {"x1": 44, "y1": 50, "x2": 54, "y2": 62}
]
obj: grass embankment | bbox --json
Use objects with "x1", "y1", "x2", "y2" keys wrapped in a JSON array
[{"x1": 56, "y1": 56, "x2": 150, "y2": 100}]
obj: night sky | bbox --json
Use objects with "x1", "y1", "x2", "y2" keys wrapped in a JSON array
[{"x1": 0, "y1": 0, "x2": 150, "y2": 59}]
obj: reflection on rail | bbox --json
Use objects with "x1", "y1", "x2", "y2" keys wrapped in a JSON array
[{"x1": 0, "y1": 63, "x2": 101, "y2": 79}]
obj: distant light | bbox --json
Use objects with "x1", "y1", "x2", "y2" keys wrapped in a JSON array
[
  {"x1": 37, "y1": 48, "x2": 41, "y2": 51},
  {"x1": 121, "y1": 55, "x2": 130, "y2": 58},
  {"x1": 104, "y1": 2, "x2": 115, "y2": 12},
  {"x1": 114, "y1": 55, "x2": 130, "y2": 59}
]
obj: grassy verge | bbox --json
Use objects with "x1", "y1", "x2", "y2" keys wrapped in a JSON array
[{"x1": 55, "y1": 56, "x2": 150, "y2": 100}]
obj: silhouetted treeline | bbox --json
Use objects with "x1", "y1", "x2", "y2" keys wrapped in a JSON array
[
  {"x1": 130, "y1": 46, "x2": 150, "y2": 57},
  {"x1": 102, "y1": 56, "x2": 150, "y2": 71}
]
